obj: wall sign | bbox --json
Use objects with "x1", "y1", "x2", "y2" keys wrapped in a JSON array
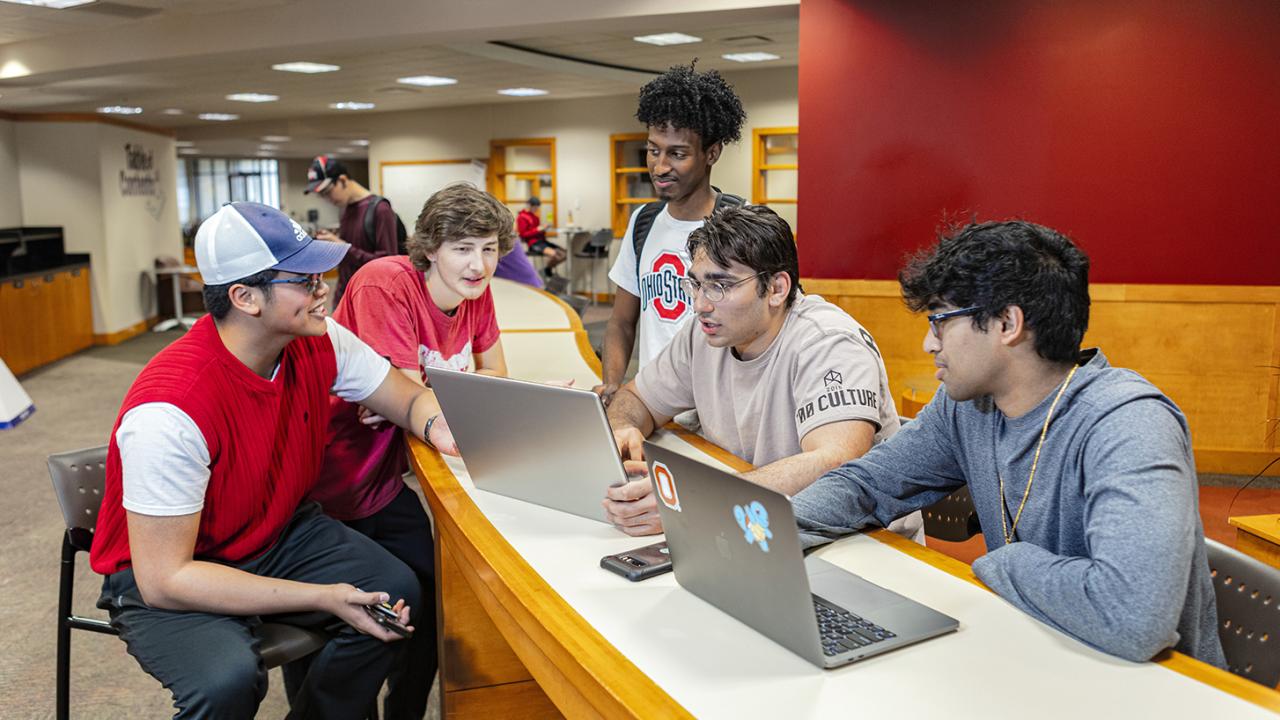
[{"x1": 119, "y1": 142, "x2": 166, "y2": 220}]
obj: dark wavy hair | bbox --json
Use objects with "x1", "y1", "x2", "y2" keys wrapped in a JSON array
[
  {"x1": 635, "y1": 64, "x2": 747, "y2": 149},
  {"x1": 898, "y1": 220, "x2": 1090, "y2": 363},
  {"x1": 687, "y1": 205, "x2": 802, "y2": 308}
]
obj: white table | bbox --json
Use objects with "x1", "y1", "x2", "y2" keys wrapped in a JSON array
[{"x1": 153, "y1": 264, "x2": 201, "y2": 332}]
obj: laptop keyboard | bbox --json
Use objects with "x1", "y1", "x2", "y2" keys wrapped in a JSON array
[{"x1": 814, "y1": 596, "x2": 896, "y2": 657}]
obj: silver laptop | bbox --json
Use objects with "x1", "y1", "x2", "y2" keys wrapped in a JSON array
[
  {"x1": 425, "y1": 367, "x2": 625, "y2": 522},
  {"x1": 644, "y1": 442, "x2": 958, "y2": 669}
]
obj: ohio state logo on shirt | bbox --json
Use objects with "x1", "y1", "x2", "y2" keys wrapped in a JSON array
[{"x1": 639, "y1": 251, "x2": 690, "y2": 322}]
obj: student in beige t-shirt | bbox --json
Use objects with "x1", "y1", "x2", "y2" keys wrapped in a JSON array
[{"x1": 603, "y1": 205, "x2": 923, "y2": 541}]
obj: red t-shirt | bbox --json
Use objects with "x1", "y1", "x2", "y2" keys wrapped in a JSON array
[{"x1": 312, "y1": 256, "x2": 500, "y2": 520}]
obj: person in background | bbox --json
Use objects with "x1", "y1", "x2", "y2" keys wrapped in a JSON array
[
  {"x1": 603, "y1": 205, "x2": 922, "y2": 543},
  {"x1": 304, "y1": 154, "x2": 400, "y2": 302},
  {"x1": 313, "y1": 182, "x2": 512, "y2": 719},
  {"x1": 516, "y1": 196, "x2": 565, "y2": 279},
  {"x1": 493, "y1": 237, "x2": 545, "y2": 289},
  {"x1": 791, "y1": 220, "x2": 1226, "y2": 666},
  {"x1": 594, "y1": 63, "x2": 747, "y2": 406},
  {"x1": 91, "y1": 202, "x2": 438, "y2": 718}
]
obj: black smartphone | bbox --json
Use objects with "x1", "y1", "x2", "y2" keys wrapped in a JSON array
[
  {"x1": 364, "y1": 601, "x2": 413, "y2": 638},
  {"x1": 600, "y1": 541, "x2": 673, "y2": 581}
]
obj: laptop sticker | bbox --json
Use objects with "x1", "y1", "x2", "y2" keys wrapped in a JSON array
[
  {"x1": 734, "y1": 501, "x2": 773, "y2": 552},
  {"x1": 653, "y1": 461, "x2": 681, "y2": 512}
]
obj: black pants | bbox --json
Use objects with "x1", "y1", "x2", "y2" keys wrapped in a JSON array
[
  {"x1": 98, "y1": 503, "x2": 420, "y2": 720},
  {"x1": 340, "y1": 484, "x2": 438, "y2": 720}
]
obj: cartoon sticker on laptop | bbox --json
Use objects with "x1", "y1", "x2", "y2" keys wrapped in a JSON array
[
  {"x1": 734, "y1": 501, "x2": 773, "y2": 552},
  {"x1": 652, "y1": 461, "x2": 681, "y2": 512}
]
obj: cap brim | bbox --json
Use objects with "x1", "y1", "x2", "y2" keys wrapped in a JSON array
[
  {"x1": 303, "y1": 177, "x2": 332, "y2": 195},
  {"x1": 272, "y1": 238, "x2": 349, "y2": 274}
]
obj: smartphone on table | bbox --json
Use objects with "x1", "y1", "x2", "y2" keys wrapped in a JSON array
[{"x1": 601, "y1": 541, "x2": 672, "y2": 581}]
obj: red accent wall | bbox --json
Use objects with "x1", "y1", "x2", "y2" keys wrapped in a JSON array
[{"x1": 798, "y1": 0, "x2": 1280, "y2": 284}]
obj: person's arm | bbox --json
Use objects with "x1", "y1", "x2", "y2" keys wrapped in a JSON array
[
  {"x1": 791, "y1": 391, "x2": 966, "y2": 547},
  {"x1": 595, "y1": 289, "x2": 640, "y2": 403},
  {"x1": 970, "y1": 399, "x2": 1198, "y2": 662},
  {"x1": 127, "y1": 511, "x2": 410, "y2": 641},
  {"x1": 343, "y1": 201, "x2": 400, "y2": 265},
  {"x1": 359, "y1": 366, "x2": 454, "y2": 453},
  {"x1": 742, "y1": 420, "x2": 875, "y2": 496},
  {"x1": 473, "y1": 336, "x2": 507, "y2": 377}
]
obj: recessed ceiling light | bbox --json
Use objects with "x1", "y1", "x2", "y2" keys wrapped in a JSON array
[
  {"x1": 198, "y1": 113, "x2": 239, "y2": 121},
  {"x1": 0, "y1": 1, "x2": 97, "y2": 8},
  {"x1": 261, "y1": 135, "x2": 291, "y2": 143},
  {"x1": 329, "y1": 101, "x2": 375, "y2": 110},
  {"x1": 177, "y1": 148, "x2": 199, "y2": 155},
  {"x1": 722, "y1": 52, "x2": 781, "y2": 63},
  {"x1": 175, "y1": 140, "x2": 194, "y2": 148},
  {"x1": 272, "y1": 61, "x2": 340, "y2": 74},
  {"x1": 161, "y1": 108, "x2": 183, "y2": 115},
  {"x1": 397, "y1": 75, "x2": 457, "y2": 87},
  {"x1": 259, "y1": 144, "x2": 279, "y2": 151},
  {"x1": 633, "y1": 32, "x2": 702, "y2": 46},
  {"x1": 97, "y1": 105, "x2": 142, "y2": 115},
  {"x1": 227, "y1": 93, "x2": 279, "y2": 103},
  {"x1": 256, "y1": 151, "x2": 275, "y2": 157},
  {"x1": 497, "y1": 88, "x2": 547, "y2": 97},
  {"x1": 351, "y1": 139, "x2": 370, "y2": 147}
]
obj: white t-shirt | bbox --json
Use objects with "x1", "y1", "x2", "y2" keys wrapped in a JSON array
[
  {"x1": 116, "y1": 317, "x2": 390, "y2": 517},
  {"x1": 607, "y1": 205, "x2": 706, "y2": 366}
]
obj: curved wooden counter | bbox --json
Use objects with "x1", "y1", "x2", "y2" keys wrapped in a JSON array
[{"x1": 409, "y1": 279, "x2": 1280, "y2": 718}]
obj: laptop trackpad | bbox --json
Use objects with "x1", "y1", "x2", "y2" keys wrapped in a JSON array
[{"x1": 806, "y1": 557, "x2": 908, "y2": 615}]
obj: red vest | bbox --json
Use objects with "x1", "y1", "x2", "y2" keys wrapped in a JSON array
[{"x1": 90, "y1": 315, "x2": 338, "y2": 575}]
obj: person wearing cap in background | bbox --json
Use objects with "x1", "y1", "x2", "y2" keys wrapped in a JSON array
[
  {"x1": 305, "y1": 154, "x2": 401, "y2": 303},
  {"x1": 89, "y1": 202, "x2": 450, "y2": 718},
  {"x1": 516, "y1": 196, "x2": 566, "y2": 279}
]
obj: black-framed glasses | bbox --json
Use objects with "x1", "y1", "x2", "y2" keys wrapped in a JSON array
[
  {"x1": 264, "y1": 274, "x2": 325, "y2": 294},
  {"x1": 926, "y1": 306, "x2": 981, "y2": 338},
  {"x1": 678, "y1": 272, "x2": 767, "y2": 303}
]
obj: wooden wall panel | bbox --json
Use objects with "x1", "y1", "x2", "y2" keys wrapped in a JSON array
[{"x1": 805, "y1": 279, "x2": 1280, "y2": 475}]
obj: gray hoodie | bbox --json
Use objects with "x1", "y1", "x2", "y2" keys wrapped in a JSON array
[{"x1": 791, "y1": 349, "x2": 1226, "y2": 667}]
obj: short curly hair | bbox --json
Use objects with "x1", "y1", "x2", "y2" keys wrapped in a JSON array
[
  {"x1": 408, "y1": 183, "x2": 516, "y2": 271},
  {"x1": 636, "y1": 64, "x2": 747, "y2": 149},
  {"x1": 899, "y1": 220, "x2": 1091, "y2": 364}
]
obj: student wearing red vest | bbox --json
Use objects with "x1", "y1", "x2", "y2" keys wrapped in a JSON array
[{"x1": 90, "y1": 202, "x2": 447, "y2": 719}]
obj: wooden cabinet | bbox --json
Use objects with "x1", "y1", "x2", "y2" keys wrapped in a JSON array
[
  {"x1": 0, "y1": 265, "x2": 93, "y2": 375},
  {"x1": 610, "y1": 132, "x2": 655, "y2": 239},
  {"x1": 752, "y1": 127, "x2": 799, "y2": 234},
  {"x1": 488, "y1": 138, "x2": 557, "y2": 226}
]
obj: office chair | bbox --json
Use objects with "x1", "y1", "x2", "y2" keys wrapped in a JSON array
[
  {"x1": 1206, "y1": 538, "x2": 1280, "y2": 688},
  {"x1": 920, "y1": 486, "x2": 982, "y2": 542},
  {"x1": 48, "y1": 446, "x2": 333, "y2": 720},
  {"x1": 573, "y1": 229, "x2": 614, "y2": 306}
]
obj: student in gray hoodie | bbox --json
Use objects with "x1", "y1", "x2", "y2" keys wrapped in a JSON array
[{"x1": 791, "y1": 220, "x2": 1226, "y2": 667}]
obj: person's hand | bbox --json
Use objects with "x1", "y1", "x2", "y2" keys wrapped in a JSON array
[
  {"x1": 314, "y1": 228, "x2": 340, "y2": 243},
  {"x1": 612, "y1": 426, "x2": 645, "y2": 463},
  {"x1": 357, "y1": 405, "x2": 387, "y2": 430},
  {"x1": 593, "y1": 382, "x2": 620, "y2": 406},
  {"x1": 326, "y1": 585, "x2": 413, "y2": 643},
  {"x1": 426, "y1": 413, "x2": 459, "y2": 456},
  {"x1": 603, "y1": 477, "x2": 663, "y2": 536}
]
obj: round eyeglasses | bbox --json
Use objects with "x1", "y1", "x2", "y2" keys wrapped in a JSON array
[{"x1": 678, "y1": 272, "x2": 767, "y2": 303}]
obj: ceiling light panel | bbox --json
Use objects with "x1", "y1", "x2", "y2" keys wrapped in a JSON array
[
  {"x1": 261, "y1": 135, "x2": 291, "y2": 142},
  {"x1": 397, "y1": 75, "x2": 457, "y2": 87},
  {"x1": 722, "y1": 52, "x2": 781, "y2": 63},
  {"x1": 226, "y1": 93, "x2": 279, "y2": 103},
  {"x1": 329, "y1": 101, "x2": 375, "y2": 110},
  {"x1": 161, "y1": 108, "x2": 183, "y2": 115},
  {"x1": 0, "y1": 1, "x2": 98, "y2": 8},
  {"x1": 633, "y1": 32, "x2": 702, "y2": 46},
  {"x1": 272, "y1": 62, "x2": 340, "y2": 74},
  {"x1": 97, "y1": 105, "x2": 142, "y2": 115},
  {"x1": 498, "y1": 88, "x2": 547, "y2": 97},
  {"x1": 199, "y1": 113, "x2": 239, "y2": 121}
]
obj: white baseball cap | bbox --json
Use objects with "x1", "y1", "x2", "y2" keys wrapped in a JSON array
[{"x1": 195, "y1": 202, "x2": 349, "y2": 284}]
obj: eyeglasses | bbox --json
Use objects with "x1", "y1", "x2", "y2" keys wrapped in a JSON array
[
  {"x1": 264, "y1": 274, "x2": 325, "y2": 294},
  {"x1": 926, "y1": 305, "x2": 981, "y2": 338},
  {"x1": 679, "y1": 272, "x2": 767, "y2": 303}
]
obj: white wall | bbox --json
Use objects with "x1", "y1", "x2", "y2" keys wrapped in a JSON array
[
  {"x1": 17, "y1": 121, "x2": 179, "y2": 334},
  {"x1": 0, "y1": 120, "x2": 23, "y2": 227}
]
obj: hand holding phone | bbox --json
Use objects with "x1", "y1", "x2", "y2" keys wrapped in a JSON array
[
  {"x1": 601, "y1": 541, "x2": 672, "y2": 581},
  {"x1": 364, "y1": 601, "x2": 413, "y2": 638}
]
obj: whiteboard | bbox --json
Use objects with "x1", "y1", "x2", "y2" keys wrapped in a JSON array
[{"x1": 379, "y1": 160, "x2": 488, "y2": 229}]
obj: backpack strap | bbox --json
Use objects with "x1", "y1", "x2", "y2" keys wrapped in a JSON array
[
  {"x1": 631, "y1": 188, "x2": 746, "y2": 287},
  {"x1": 362, "y1": 194, "x2": 386, "y2": 245}
]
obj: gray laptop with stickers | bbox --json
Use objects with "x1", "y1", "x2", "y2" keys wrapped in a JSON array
[
  {"x1": 643, "y1": 442, "x2": 958, "y2": 669},
  {"x1": 425, "y1": 367, "x2": 625, "y2": 523}
]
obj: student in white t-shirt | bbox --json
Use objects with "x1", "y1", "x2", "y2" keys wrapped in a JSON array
[
  {"x1": 603, "y1": 205, "x2": 923, "y2": 541},
  {"x1": 595, "y1": 64, "x2": 748, "y2": 404}
]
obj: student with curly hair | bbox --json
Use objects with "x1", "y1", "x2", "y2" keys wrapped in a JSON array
[
  {"x1": 595, "y1": 64, "x2": 747, "y2": 405},
  {"x1": 312, "y1": 183, "x2": 514, "y2": 718}
]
